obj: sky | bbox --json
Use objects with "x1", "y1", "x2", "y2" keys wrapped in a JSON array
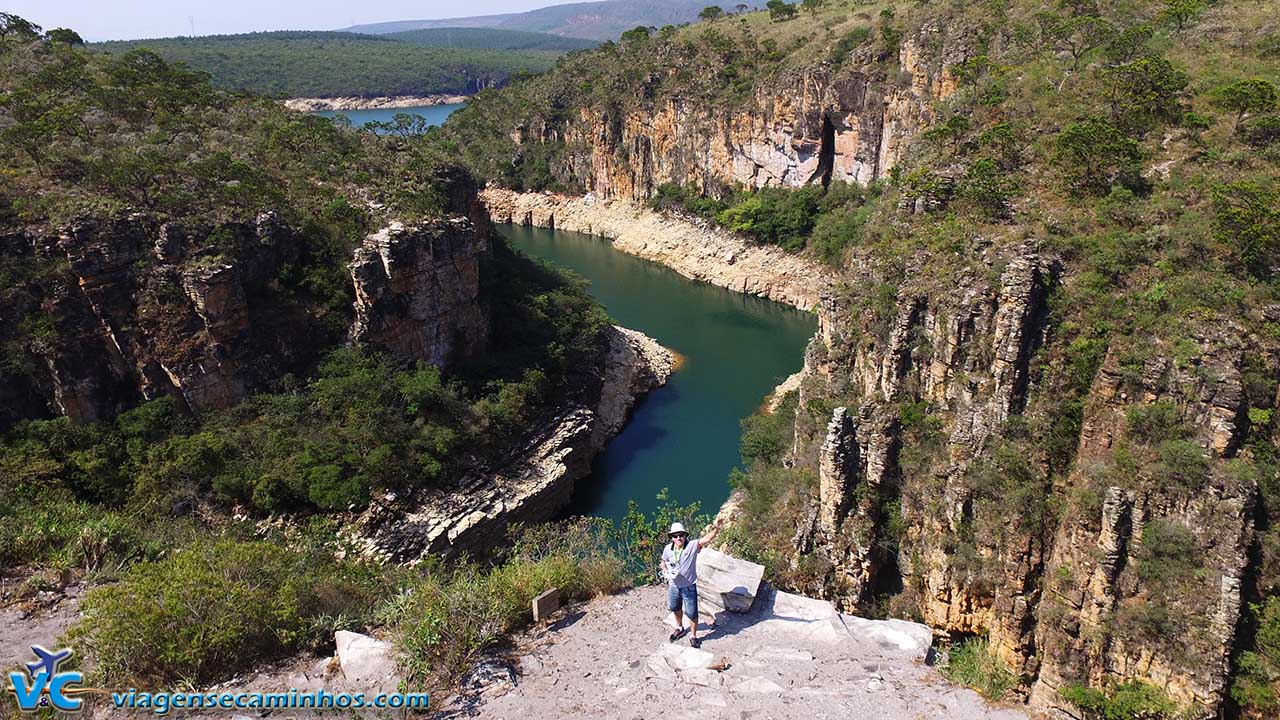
[{"x1": 4, "y1": 1, "x2": 566, "y2": 42}]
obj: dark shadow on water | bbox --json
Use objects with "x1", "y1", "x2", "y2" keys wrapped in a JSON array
[{"x1": 561, "y1": 383, "x2": 680, "y2": 517}]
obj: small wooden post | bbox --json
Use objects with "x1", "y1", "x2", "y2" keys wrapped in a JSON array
[{"x1": 532, "y1": 588, "x2": 560, "y2": 622}]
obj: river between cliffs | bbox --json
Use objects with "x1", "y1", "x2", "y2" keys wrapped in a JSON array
[{"x1": 500, "y1": 224, "x2": 816, "y2": 522}]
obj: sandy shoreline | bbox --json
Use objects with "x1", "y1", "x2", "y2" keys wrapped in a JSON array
[{"x1": 283, "y1": 94, "x2": 470, "y2": 112}]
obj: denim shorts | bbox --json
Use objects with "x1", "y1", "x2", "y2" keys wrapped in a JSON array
[{"x1": 667, "y1": 583, "x2": 698, "y2": 618}]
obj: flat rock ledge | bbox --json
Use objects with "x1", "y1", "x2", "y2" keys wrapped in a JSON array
[
  {"x1": 481, "y1": 188, "x2": 834, "y2": 311},
  {"x1": 436, "y1": 580, "x2": 1027, "y2": 720},
  {"x1": 357, "y1": 325, "x2": 675, "y2": 563}
]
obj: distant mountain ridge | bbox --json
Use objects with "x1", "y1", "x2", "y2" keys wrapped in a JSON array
[
  {"x1": 343, "y1": 0, "x2": 730, "y2": 40},
  {"x1": 384, "y1": 27, "x2": 599, "y2": 52}
]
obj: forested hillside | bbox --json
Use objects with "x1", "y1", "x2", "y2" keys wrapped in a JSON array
[
  {"x1": 90, "y1": 31, "x2": 558, "y2": 97},
  {"x1": 0, "y1": 12, "x2": 656, "y2": 706}
]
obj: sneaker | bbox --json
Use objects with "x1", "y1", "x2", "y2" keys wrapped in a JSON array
[
  {"x1": 690, "y1": 637, "x2": 702, "y2": 649},
  {"x1": 669, "y1": 627, "x2": 688, "y2": 643}
]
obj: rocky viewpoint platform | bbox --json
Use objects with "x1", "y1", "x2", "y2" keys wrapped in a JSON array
[{"x1": 436, "y1": 582, "x2": 1026, "y2": 720}]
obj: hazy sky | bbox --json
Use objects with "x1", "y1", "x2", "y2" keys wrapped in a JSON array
[{"x1": 4, "y1": 1, "x2": 564, "y2": 41}]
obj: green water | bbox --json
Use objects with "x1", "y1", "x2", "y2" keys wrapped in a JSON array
[
  {"x1": 500, "y1": 224, "x2": 816, "y2": 523},
  {"x1": 312, "y1": 103, "x2": 464, "y2": 133}
]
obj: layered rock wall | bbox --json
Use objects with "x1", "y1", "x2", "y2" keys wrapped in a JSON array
[
  {"x1": 514, "y1": 25, "x2": 969, "y2": 203},
  {"x1": 787, "y1": 250, "x2": 1257, "y2": 717},
  {"x1": 349, "y1": 218, "x2": 488, "y2": 367},
  {"x1": 6, "y1": 213, "x2": 331, "y2": 424}
]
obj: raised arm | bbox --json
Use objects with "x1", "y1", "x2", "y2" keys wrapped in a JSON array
[{"x1": 699, "y1": 524, "x2": 720, "y2": 546}]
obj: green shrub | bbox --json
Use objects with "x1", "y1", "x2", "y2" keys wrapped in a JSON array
[
  {"x1": 716, "y1": 186, "x2": 823, "y2": 251},
  {"x1": 1153, "y1": 439, "x2": 1208, "y2": 490},
  {"x1": 72, "y1": 538, "x2": 386, "y2": 685},
  {"x1": 1053, "y1": 118, "x2": 1144, "y2": 196},
  {"x1": 1125, "y1": 402, "x2": 1187, "y2": 445},
  {"x1": 1061, "y1": 680, "x2": 1179, "y2": 720},
  {"x1": 1135, "y1": 519, "x2": 1197, "y2": 587},
  {"x1": 1231, "y1": 598, "x2": 1280, "y2": 715},
  {"x1": 389, "y1": 519, "x2": 626, "y2": 692},
  {"x1": 1212, "y1": 181, "x2": 1280, "y2": 280},
  {"x1": 739, "y1": 402, "x2": 794, "y2": 465},
  {"x1": 942, "y1": 636, "x2": 1017, "y2": 700}
]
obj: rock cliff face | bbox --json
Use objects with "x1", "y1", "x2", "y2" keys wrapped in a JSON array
[
  {"x1": 1, "y1": 211, "x2": 493, "y2": 429},
  {"x1": 1, "y1": 213, "x2": 336, "y2": 425},
  {"x1": 349, "y1": 218, "x2": 488, "y2": 367},
  {"x1": 361, "y1": 325, "x2": 675, "y2": 562},
  {"x1": 513, "y1": 25, "x2": 968, "y2": 202},
  {"x1": 782, "y1": 250, "x2": 1261, "y2": 718}
]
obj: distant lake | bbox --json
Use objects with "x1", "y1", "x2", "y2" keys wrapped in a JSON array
[{"x1": 312, "y1": 103, "x2": 465, "y2": 133}]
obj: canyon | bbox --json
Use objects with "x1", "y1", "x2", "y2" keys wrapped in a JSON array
[{"x1": 470, "y1": 14, "x2": 1277, "y2": 718}]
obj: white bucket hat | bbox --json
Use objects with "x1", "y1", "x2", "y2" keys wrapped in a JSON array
[{"x1": 668, "y1": 522, "x2": 687, "y2": 537}]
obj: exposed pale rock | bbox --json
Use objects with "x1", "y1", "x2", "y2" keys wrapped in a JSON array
[
  {"x1": 593, "y1": 325, "x2": 676, "y2": 447},
  {"x1": 481, "y1": 188, "x2": 832, "y2": 310},
  {"x1": 733, "y1": 676, "x2": 784, "y2": 694},
  {"x1": 334, "y1": 630, "x2": 399, "y2": 693},
  {"x1": 818, "y1": 407, "x2": 857, "y2": 533},
  {"x1": 282, "y1": 94, "x2": 468, "y2": 112},
  {"x1": 696, "y1": 548, "x2": 765, "y2": 614}
]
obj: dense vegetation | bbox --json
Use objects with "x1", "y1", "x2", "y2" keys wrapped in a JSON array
[
  {"x1": 90, "y1": 31, "x2": 558, "y2": 98},
  {"x1": 0, "y1": 12, "x2": 665, "y2": 703},
  {"x1": 384, "y1": 27, "x2": 599, "y2": 52},
  {"x1": 440, "y1": 0, "x2": 1280, "y2": 716}
]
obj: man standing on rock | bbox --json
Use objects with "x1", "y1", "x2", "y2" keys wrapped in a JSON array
[{"x1": 660, "y1": 521, "x2": 719, "y2": 648}]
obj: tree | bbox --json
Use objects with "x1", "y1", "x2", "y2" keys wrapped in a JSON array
[
  {"x1": 801, "y1": 0, "x2": 826, "y2": 15},
  {"x1": 767, "y1": 0, "x2": 798, "y2": 22},
  {"x1": 1103, "y1": 56, "x2": 1189, "y2": 136},
  {"x1": 45, "y1": 28, "x2": 84, "y2": 46},
  {"x1": 1212, "y1": 78, "x2": 1279, "y2": 134},
  {"x1": 699, "y1": 6, "x2": 725, "y2": 20},
  {"x1": 1053, "y1": 118, "x2": 1144, "y2": 196},
  {"x1": 1160, "y1": 0, "x2": 1205, "y2": 31},
  {"x1": 1213, "y1": 181, "x2": 1280, "y2": 279},
  {"x1": 1036, "y1": 12, "x2": 1116, "y2": 70},
  {"x1": 0, "y1": 12, "x2": 41, "y2": 39},
  {"x1": 619, "y1": 25, "x2": 653, "y2": 45},
  {"x1": 736, "y1": 3, "x2": 750, "y2": 13}
]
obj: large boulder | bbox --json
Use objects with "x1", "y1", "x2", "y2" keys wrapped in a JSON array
[
  {"x1": 334, "y1": 630, "x2": 401, "y2": 693},
  {"x1": 695, "y1": 547, "x2": 764, "y2": 614}
]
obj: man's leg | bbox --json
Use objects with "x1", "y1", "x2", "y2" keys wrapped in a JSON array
[
  {"x1": 668, "y1": 584, "x2": 687, "y2": 641},
  {"x1": 685, "y1": 586, "x2": 701, "y2": 646}
]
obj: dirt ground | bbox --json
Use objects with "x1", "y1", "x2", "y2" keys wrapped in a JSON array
[{"x1": 434, "y1": 585, "x2": 1028, "y2": 720}]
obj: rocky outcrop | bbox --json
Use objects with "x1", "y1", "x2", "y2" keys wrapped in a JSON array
[
  {"x1": 361, "y1": 325, "x2": 674, "y2": 563},
  {"x1": 445, "y1": 582, "x2": 1019, "y2": 720},
  {"x1": 1026, "y1": 344, "x2": 1256, "y2": 715},
  {"x1": 775, "y1": 241, "x2": 1265, "y2": 717},
  {"x1": 481, "y1": 188, "x2": 832, "y2": 310},
  {"x1": 349, "y1": 218, "x2": 488, "y2": 367},
  {"x1": 4, "y1": 213, "x2": 343, "y2": 424},
  {"x1": 593, "y1": 325, "x2": 677, "y2": 447}
]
